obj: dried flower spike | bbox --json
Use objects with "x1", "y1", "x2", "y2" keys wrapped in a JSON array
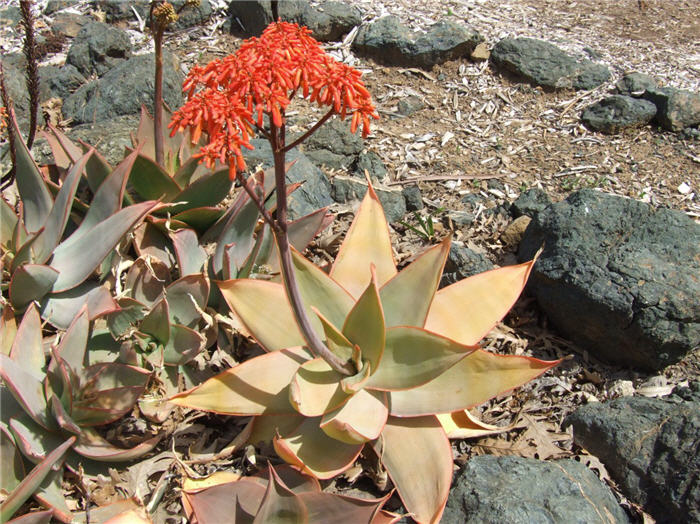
[{"x1": 153, "y1": 1, "x2": 178, "y2": 27}]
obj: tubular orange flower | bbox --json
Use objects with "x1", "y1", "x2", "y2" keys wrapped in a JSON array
[{"x1": 170, "y1": 21, "x2": 379, "y2": 179}]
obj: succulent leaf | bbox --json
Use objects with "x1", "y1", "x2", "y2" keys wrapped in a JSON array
[
  {"x1": 319, "y1": 389, "x2": 387, "y2": 444},
  {"x1": 0, "y1": 436, "x2": 75, "y2": 523},
  {"x1": 165, "y1": 168, "x2": 231, "y2": 215},
  {"x1": 8, "y1": 415, "x2": 65, "y2": 464},
  {"x1": 252, "y1": 466, "x2": 307, "y2": 524},
  {"x1": 266, "y1": 208, "x2": 332, "y2": 274},
  {"x1": 50, "y1": 201, "x2": 158, "y2": 292},
  {"x1": 1, "y1": 197, "x2": 20, "y2": 249},
  {"x1": 379, "y1": 237, "x2": 450, "y2": 328},
  {"x1": 10, "y1": 304, "x2": 46, "y2": 381},
  {"x1": 0, "y1": 427, "x2": 25, "y2": 494},
  {"x1": 388, "y1": 349, "x2": 560, "y2": 417},
  {"x1": 9, "y1": 264, "x2": 59, "y2": 310},
  {"x1": 30, "y1": 152, "x2": 89, "y2": 265},
  {"x1": 217, "y1": 280, "x2": 306, "y2": 351},
  {"x1": 273, "y1": 417, "x2": 363, "y2": 479},
  {"x1": 330, "y1": 183, "x2": 396, "y2": 299},
  {"x1": 171, "y1": 228, "x2": 207, "y2": 276},
  {"x1": 164, "y1": 275, "x2": 209, "y2": 327},
  {"x1": 0, "y1": 355, "x2": 51, "y2": 429},
  {"x1": 9, "y1": 109, "x2": 52, "y2": 234},
  {"x1": 364, "y1": 326, "x2": 475, "y2": 392},
  {"x1": 436, "y1": 410, "x2": 514, "y2": 439},
  {"x1": 289, "y1": 358, "x2": 350, "y2": 417},
  {"x1": 289, "y1": 247, "x2": 354, "y2": 334},
  {"x1": 213, "y1": 186, "x2": 260, "y2": 275},
  {"x1": 313, "y1": 307, "x2": 354, "y2": 363},
  {"x1": 139, "y1": 298, "x2": 170, "y2": 344},
  {"x1": 132, "y1": 220, "x2": 176, "y2": 264},
  {"x1": 170, "y1": 347, "x2": 310, "y2": 415},
  {"x1": 124, "y1": 258, "x2": 169, "y2": 308},
  {"x1": 40, "y1": 282, "x2": 117, "y2": 330},
  {"x1": 162, "y1": 323, "x2": 205, "y2": 366},
  {"x1": 424, "y1": 259, "x2": 537, "y2": 346},
  {"x1": 54, "y1": 305, "x2": 89, "y2": 373},
  {"x1": 171, "y1": 206, "x2": 222, "y2": 233},
  {"x1": 341, "y1": 268, "x2": 385, "y2": 373},
  {"x1": 127, "y1": 153, "x2": 182, "y2": 202},
  {"x1": 372, "y1": 416, "x2": 451, "y2": 524},
  {"x1": 73, "y1": 428, "x2": 160, "y2": 462}
]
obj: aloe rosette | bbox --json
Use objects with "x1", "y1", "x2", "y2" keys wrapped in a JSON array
[
  {"x1": 170, "y1": 183, "x2": 560, "y2": 523},
  {"x1": 1, "y1": 110, "x2": 157, "y2": 329},
  {"x1": 0, "y1": 304, "x2": 158, "y2": 521}
]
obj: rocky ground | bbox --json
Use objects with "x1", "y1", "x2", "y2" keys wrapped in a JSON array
[{"x1": 1, "y1": 1, "x2": 699, "y2": 523}]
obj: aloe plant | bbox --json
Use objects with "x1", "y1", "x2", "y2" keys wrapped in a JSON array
[
  {"x1": 0, "y1": 304, "x2": 159, "y2": 520},
  {"x1": 1, "y1": 109, "x2": 157, "y2": 329},
  {"x1": 171, "y1": 183, "x2": 560, "y2": 523},
  {"x1": 182, "y1": 464, "x2": 398, "y2": 524}
]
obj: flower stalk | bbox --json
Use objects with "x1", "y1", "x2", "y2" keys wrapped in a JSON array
[{"x1": 170, "y1": 21, "x2": 378, "y2": 376}]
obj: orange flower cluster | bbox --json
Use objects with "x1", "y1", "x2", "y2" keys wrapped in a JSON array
[{"x1": 170, "y1": 21, "x2": 378, "y2": 178}]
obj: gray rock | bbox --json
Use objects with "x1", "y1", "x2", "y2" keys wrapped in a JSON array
[
  {"x1": 63, "y1": 51, "x2": 183, "y2": 125},
  {"x1": 51, "y1": 12, "x2": 90, "y2": 38},
  {"x1": 95, "y1": 0, "x2": 149, "y2": 22},
  {"x1": 0, "y1": 6, "x2": 21, "y2": 26},
  {"x1": 66, "y1": 22, "x2": 132, "y2": 77},
  {"x1": 353, "y1": 16, "x2": 484, "y2": 69},
  {"x1": 442, "y1": 455, "x2": 630, "y2": 524},
  {"x1": 396, "y1": 95, "x2": 424, "y2": 116},
  {"x1": 354, "y1": 151, "x2": 387, "y2": 181},
  {"x1": 518, "y1": 189, "x2": 700, "y2": 370},
  {"x1": 44, "y1": 0, "x2": 80, "y2": 15},
  {"x1": 39, "y1": 64, "x2": 86, "y2": 100},
  {"x1": 643, "y1": 87, "x2": 700, "y2": 132},
  {"x1": 440, "y1": 242, "x2": 494, "y2": 287},
  {"x1": 304, "y1": 149, "x2": 351, "y2": 171},
  {"x1": 284, "y1": 1, "x2": 361, "y2": 42},
  {"x1": 332, "y1": 176, "x2": 406, "y2": 223},
  {"x1": 303, "y1": 118, "x2": 364, "y2": 157},
  {"x1": 511, "y1": 187, "x2": 551, "y2": 219},
  {"x1": 447, "y1": 210, "x2": 475, "y2": 226},
  {"x1": 1, "y1": 54, "x2": 30, "y2": 126},
  {"x1": 581, "y1": 95, "x2": 657, "y2": 134},
  {"x1": 243, "y1": 139, "x2": 332, "y2": 219},
  {"x1": 402, "y1": 185, "x2": 423, "y2": 212},
  {"x1": 616, "y1": 72, "x2": 658, "y2": 97},
  {"x1": 490, "y1": 37, "x2": 611, "y2": 90},
  {"x1": 228, "y1": 1, "x2": 359, "y2": 41},
  {"x1": 565, "y1": 383, "x2": 700, "y2": 524},
  {"x1": 171, "y1": 0, "x2": 213, "y2": 29}
]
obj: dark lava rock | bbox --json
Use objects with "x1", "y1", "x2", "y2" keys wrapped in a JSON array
[
  {"x1": 300, "y1": 118, "x2": 364, "y2": 170},
  {"x1": 39, "y1": 64, "x2": 86, "y2": 101},
  {"x1": 228, "y1": 0, "x2": 360, "y2": 41},
  {"x1": 440, "y1": 242, "x2": 494, "y2": 287},
  {"x1": 396, "y1": 95, "x2": 424, "y2": 116},
  {"x1": 565, "y1": 383, "x2": 700, "y2": 524},
  {"x1": 332, "y1": 176, "x2": 406, "y2": 223},
  {"x1": 518, "y1": 189, "x2": 700, "y2": 370},
  {"x1": 66, "y1": 22, "x2": 132, "y2": 77},
  {"x1": 44, "y1": 0, "x2": 80, "y2": 15},
  {"x1": 0, "y1": 6, "x2": 21, "y2": 26},
  {"x1": 616, "y1": 72, "x2": 658, "y2": 97},
  {"x1": 95, "y1": 0, "x2": 149, "y2": 23},
  {"x1": 243, "y1": 139, "x2": 332, "y2": 219},
  {"x1": 63, "y1": 51, "x2": 183, "y2": 125},
  {"x1": 511, "y1": 187, "x2": 551, "y2": 219},
  {"x1": 491, "y1": 37, "x2": 611, "y2": 90},
  {"x1": 402, "y1": 185, "x2": 423, "y2": 212},
  {"x1": 51, "y1": 12, "x2": 90, "y2": 38},
  {"x1": 170, "y1": 0, "x2": 213, "y2": 30},
  {"x1": 354, "y1": 151, "x2": 387, "y2": 181},
  {"x1": 353, "y1": 16, "x2": 484, "y2": 69},
  {"x1": 291, "y1": 1, "x2": 361, "y2": 42},
  {"x1": 442, "y1": 455, "x2": 630, "y2": 524},
  {"x1": 581, "y1": 95, "x2": 657, "y2": 134},
  {"x1": 643, "y1": 87, "x2": 700, "y2": 132},
  {"x1": 57, "y1": 115, "x2": 140, "y2": 167}
]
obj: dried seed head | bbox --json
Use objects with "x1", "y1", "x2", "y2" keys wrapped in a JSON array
[
  {"x1": 153, "y1": 1, "x2": 178, "y2": 27},
  {"x1": 185, "y1": 0, "x2": 201, "y2": 7},
  {"x1": 0, "y1": 106, "x2": 7, "y2": 137}
]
